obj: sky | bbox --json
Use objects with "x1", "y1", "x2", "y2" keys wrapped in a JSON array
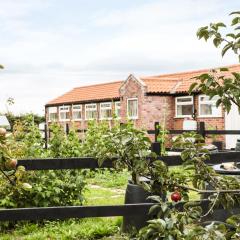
[{"x1": 0, "y1": 0, "x2": 239, "y2": 115}]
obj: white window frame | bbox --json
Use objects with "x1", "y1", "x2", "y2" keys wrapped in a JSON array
[
  {"x1": 198, "y1": 94, "x2": 222, "y2": 118},
  {"x1": 100, "y1": 102, "x2": 112, "y2": 120},
  {"x1": 72, "y1": 104, "x2": 82, "y2": 120},
  {"x1": 48, "y1": 107, "x2": 58, "y2": 122},
  {"x1": 85, "y1": 103, "x2": 97, "y2": 120},
  {"x1": 127, "y1": 98, "x2": 138, "y2": 120},
  {"x1": 115, "y1": 101, "x2": 121, "y2": 119},
  {"x1": 175, "y1": 96, "x2": 194, "y2": 118},
  {"x1": 59, "y1": 105, "x2": 70, "y2": 121}
]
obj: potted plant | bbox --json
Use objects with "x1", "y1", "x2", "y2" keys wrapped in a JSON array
[{"x1": 92, "y1": 121, "x2": 153, "y2": 232}]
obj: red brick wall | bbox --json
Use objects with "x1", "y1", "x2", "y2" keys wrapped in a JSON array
[
  {"x1": 119, "y1": 76, "x2": 147, "y2": 128},
  {"x1": 46, "y1": 78, "x2": 226, "y2": 145},
  {"x1": 119, "y1": 76, "x2": 226, "y2": 144}
]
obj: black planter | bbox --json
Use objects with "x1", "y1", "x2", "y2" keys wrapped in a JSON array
[
  {"x1": 212, "y1": 141, "x2": 223, "y2": 150},
  {"x1": 121, "y1": 182, "x2": 151, "y2": 233},
  {"x1": 203, "y1": 205, "x2": 240, "y2": 222}
]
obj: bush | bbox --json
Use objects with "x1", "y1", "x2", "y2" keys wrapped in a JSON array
[{"x1": 0, "y1": 170, "x2": 86, "y2": 208}]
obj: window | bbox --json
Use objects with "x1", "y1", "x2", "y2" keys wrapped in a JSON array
[
  {"x1": 100, "y1": 102, "x2": 112, "y2": 120},
  {"x1": 48, "y1": 107, "x2": 58, "y2": 122},
  {"x1": 72, "y1": 105, "x2": 82, "y2": 120},
  {"x1": 199, "y1": 95, "x2": 221, "y2": 117},
  {"x1": 115, "y1": 101, "x2": 121, "y2": 118},
  {"x1": 85, "y1": 104, "x2": 97, "y2": 120},
  {"x1": 59, "y1": 105, "x2": 70, "y2": 121},
  {"x1": 127, "y1": 98, "x2": 138, "y2": 119},
  {"x1": 175, "y1": 96, "x2": 193, "y2": 117}
]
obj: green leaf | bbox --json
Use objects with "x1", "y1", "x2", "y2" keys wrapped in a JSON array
[
  {"x1": 189, "y1": 82, "x2": 198, "y2": 94},
  {"x1": 0, "y1": 64, "x2": 4, "y2": 69},
  {"x1": 219, "y1": 67, "x2": 229, "y2": 71},
  {"x1": 226, "y1": 33, "x2": 236, "y2": 39},
  {"x1": 221, "y1": 43, "x2": 233, "y2": 57},
  {"x1": 230, "y1": 11, "x2": 240, "y2": 15},
  {"x1": 216, "y1": 22, "x2": 226, "y2": 28},
  {"x1": 231, "y1": 17, "x2": 240, "y2": 26}
]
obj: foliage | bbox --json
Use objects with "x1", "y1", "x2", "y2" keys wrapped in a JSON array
[
  {"x1": 138, "y1": 132, "x2": 240, "y2": 239},
  {"x1": 47, "y1": 123, "x2": 82, "y2": 158},
  {"x1": 190, "y1": 11, "x2": 240, "y2": 113},
  {"x1": 5, "y1": 112, "x2": 45, "y2": 129},
  {"x1": 8, "y1": 115, "x2": 44, "y2": 159},
  {"x1": 85, "y1": 121, "x2": 152, "y2": 184},
  {"x1": 156, "y1": 123, "x2": 169, "y2": 156},
  {"x1": 0, "y1": 170, "x2": 86, "y2": 208},
  {"x1": 138, "y1": 196, "x2": 239, "y2": 240},
  {"x1": 0, "y1": 127, "x2": 31, "y2": 191},
  {"x1": 0, "y1": 120, "x2": 86, "y2": 212},
  {"x1": 47, "y1": 123, "x2": 67, "y2": 158}
]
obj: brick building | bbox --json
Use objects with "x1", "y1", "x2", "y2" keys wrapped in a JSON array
[{"x1": 45, "y1": 64, "x2": 240, "y2": 147}]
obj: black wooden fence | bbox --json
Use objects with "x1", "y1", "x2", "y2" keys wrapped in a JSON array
[
  {"x1": 0, "y1": 151, "x2": 240, "y2": 222},
  {"x1": 42, "y1": 121, "x2": 240, "y2": 150}
]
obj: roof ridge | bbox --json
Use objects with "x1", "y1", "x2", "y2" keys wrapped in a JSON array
[{"x1": 141, "y1": 63, "x2": 240, "y2": 79}]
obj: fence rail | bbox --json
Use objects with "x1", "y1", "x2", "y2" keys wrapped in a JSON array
[{"x1": 0, "y1": 151, "x2": 239, "y2": 222}]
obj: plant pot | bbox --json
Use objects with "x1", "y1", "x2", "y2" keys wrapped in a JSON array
[
  {"x1": 203, "y1": 205, "x2": 240, "y2": 222},
  {"x1": 212, "y1": 141, "x2": 223, "y2": 150},
  {"x1": 121, "y1": 182, "x2": 151, "y2": 233}
]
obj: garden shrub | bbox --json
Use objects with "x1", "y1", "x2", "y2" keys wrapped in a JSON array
[{"x1": 0, "y1": 119, "x2": 86, "y2": 210}]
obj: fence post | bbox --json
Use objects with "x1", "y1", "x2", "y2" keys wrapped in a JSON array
[
  {"x1": 66, "y1": 123, "x2": 70, "y2": 135},
  {"x1": 151, "y1": 122, "x2": 161, "y2": 155},
  {"x1": 44, "y1": 124, "x2": 48, "y2": 149},
  {"x1": 199, "y1": 122, "x2": 206, "y2": 139},
  {"x1": 154, "y1": 122, "x2": 159, "y2": 142}
]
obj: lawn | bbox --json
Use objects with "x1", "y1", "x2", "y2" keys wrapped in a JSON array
[
  {"x1": 0, "y1": 170, "x2": 130, "y2": 240},
  {"x1": 0, "y1": 167, "x2": 199, "y2": 240}
]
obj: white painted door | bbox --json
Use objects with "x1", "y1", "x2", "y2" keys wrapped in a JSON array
[{"x1": 225, "y1": 104, "x2": 240, "y2": 149}]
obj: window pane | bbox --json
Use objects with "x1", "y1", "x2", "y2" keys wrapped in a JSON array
[
  {"x1": 100, "y1": 102, "x2": 112, "y2": 119},
  {"x1": 49, "y1": 107, "x2": 57, "y2": 113},
  {"x1": 200, "y1": 104, "x2": 212, "y2": 115},
  {"x1": 49, "y1": 113, "x2": 57, "y2": 121},
  {"x1": 177, "y1": 105, "x2": 193, "y2": 116},
  {"x1": 73, "y1": 111, "x2": 82, "y2": 120},
  {"x1": 60, "y1": 112, "x2": 70, "y2": 120},
  {"x1": 177, "y1": 97, "x2": 192, "y2": 103},
  {"x1": 86, "y1": 104, "x2": 97, "y2": 120},
  {"x1": 100, "y1": 109, "x2": 112, "y2": 119},
  {"x1": 115, "y1": 102, "x2": 121, "y2": 118},
  {"x1": 128, "y1": 99, "x2": 138, "y2": 118}
]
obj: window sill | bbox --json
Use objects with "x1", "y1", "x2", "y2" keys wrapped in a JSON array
[
  {"x1": 59, "y1": 119, "x2": 70, "y2": 122},
  {"x1": 197, "y1": 115, "x2": 223, "y2": 118},
  {"x1": 174, "y1": 116, "x2": 193, "y2": 119},
  {"x1": 128, "y1": 117, "x2": 138, "y2": 120}
]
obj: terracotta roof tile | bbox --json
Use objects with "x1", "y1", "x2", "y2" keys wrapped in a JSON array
[
  {"x1": 141, "y1": 64, "x2": 240, "y2": 93},
  {"x1": 46, "y1": 81, "x2": 123, "y2": 105}
]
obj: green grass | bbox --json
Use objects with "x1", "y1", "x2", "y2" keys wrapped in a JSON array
[
  {"x1": 0, "y1": 167, "x2": 202, "y2": 239},
  {"x1": 0, "y1": 170, "x2": 129, "y2": 240},
  {"x1": 0, "y1": 218, "x2": 123, "y2": 240}
]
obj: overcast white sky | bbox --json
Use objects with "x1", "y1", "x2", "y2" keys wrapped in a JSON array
[{"x1": 0, "y1": 0, "x2": 239, "y2": 115}]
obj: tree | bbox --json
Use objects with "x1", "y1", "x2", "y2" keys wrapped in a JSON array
[{"x1": 189, "y1": 11, "x2": 240, "y2": 113}]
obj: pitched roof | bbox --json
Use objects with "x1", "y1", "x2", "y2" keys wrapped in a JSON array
[
  {"x1": 46, "y1": 81, "x2": 123, "y2": 105},
  {"x1": 141, "y1": 64, "x2": 240, "y2": 94},
  {"x1": 46, "y1": 64, "x2": 240, "y2": 105}
]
